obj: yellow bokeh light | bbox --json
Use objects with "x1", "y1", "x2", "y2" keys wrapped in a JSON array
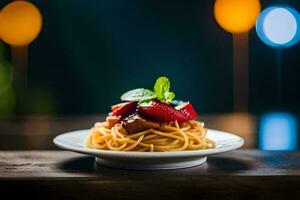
[
  {"x1": 214, "y1": 0, "x2": 261, "y2": 33},
  {"x1": 0, "y1": 1, "x2": 42, "y2": 46}
]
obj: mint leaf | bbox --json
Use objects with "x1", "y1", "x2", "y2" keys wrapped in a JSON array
[
  {"x1": 121, "y1": 88, "x2": 156, "y2": 102},
  {"x1": 120, "y1": 76, "x2": 176, "y2": 104},
  {"x1": 164, "y1": 91, "x2": 175, "y2": 103},
  {"x1": 154, "y1": 77, "x2": 170, "y2": 100},
  {"x1": 153, "y1": 76, "x2": 175, "y2": 103},
  {"x1": 138, "y1": 99, "x2": 153, "y2": 106}
]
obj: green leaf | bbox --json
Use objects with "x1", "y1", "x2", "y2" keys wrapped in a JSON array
[
  {"x1": 153, "y1": 76, "x2": 175, "y2": 103},
  {"x1": 164, "y1": 91, "x2": 175, "y2": 103},
  {"x1": 138, "y1": 99, "x2": 153, "y2": 107},
  {"x1": 154, "y1": 77, "x2": 170, "y2": 100},
  {"x1": 121, "y1": 88, "x2": 156, "y2": 102}
]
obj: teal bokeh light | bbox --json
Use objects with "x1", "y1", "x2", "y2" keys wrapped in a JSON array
[
  {"x1": 259, "y1": 113, "x2": 298, "y2": 150},
  {"x1": 256, "y1": 6, "x2": 300, "y2": 47}
]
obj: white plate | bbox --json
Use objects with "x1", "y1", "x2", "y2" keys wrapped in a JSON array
[{"x1": 53, "y1": 129, "x2": 244, "y2": 170}]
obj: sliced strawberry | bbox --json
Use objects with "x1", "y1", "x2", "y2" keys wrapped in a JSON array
[
  {"x1": 112, "y1": 102, "x2": 137, "y2": 119},
  {"x1": 111, "y1": 102, "x2": 127, "y2": 111},
  {"x1": 175, "y1": 102, "x2": 197, "y2": 120},
  {"x1": 138, "y1": 100, "x2": 189, "y2": 123}
]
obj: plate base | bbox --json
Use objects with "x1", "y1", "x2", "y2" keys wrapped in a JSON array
[{"x1": 95, "y1": 156, "x2": 207, "y2": 170}]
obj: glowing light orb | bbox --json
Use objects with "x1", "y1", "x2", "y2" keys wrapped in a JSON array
[
  {"x1": 214, "y1": 0, "x2": 261, "y2": 33},
  {"x1": 259, "y1": 113, "x2": 298, "y2": 150},
  {"x1": 0, "y1": 1, "x2": 42, "y2": 46},
  {"x1": 256, "y1": 7, "x2": 300, "y2": 47}
]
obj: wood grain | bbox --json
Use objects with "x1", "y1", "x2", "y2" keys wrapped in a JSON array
[{"x1": 0, "y1": 150, "x2": 299, "y2": 199}]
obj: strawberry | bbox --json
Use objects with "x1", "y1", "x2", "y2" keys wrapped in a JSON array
[
  {"x1": 138, "y1": 100, "x2": 189, "y2": 123},
  {"x1": 111, "y1": 102, "x2": 127, "y2": 111},
  {"x1": 175, "y1": 102, "x2": 197, "y2": 120},
  {"x1": 112, "y1": 102, "x2": 137, "y2": 119}
]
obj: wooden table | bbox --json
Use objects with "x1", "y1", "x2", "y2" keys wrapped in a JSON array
[
  {"x1": 1, "y1": 150, "x2": 300, "y2": 199},
  {"x1": 0, "y1": 114, "x2": 298, "y2": 199}
]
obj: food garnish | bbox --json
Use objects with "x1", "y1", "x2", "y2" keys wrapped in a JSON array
[{"x1": 112, "y1": 76, "x2": 197, "y2": 124}]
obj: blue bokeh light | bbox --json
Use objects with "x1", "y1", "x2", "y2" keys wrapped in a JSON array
[
  {"x1": 256, "y1": 6, "x2": 300, "y2": 47},
  {"x1": 259, "y1": 113, "x2": 298, "y2": 150}
]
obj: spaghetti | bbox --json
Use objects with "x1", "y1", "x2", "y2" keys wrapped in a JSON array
[{"x1": 85, "y1": 119, "x2": 215, "y2": 152}]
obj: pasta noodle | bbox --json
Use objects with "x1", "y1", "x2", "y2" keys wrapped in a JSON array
[{"x1": 85, "y1": 119, "x2": 215, "y2": 152}]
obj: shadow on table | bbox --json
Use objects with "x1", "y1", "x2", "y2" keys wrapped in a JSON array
[
  {"x1": 59, "y1": 156, "x2": 96, "y2": 172},
  {"x1": 206, "y1": 157, "x2": 252, "y2": 172},
  {"x1": 58, "y1": 155, "x2": 252, "y2": 175}
]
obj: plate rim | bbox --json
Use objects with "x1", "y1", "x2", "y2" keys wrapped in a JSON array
[{"x1": 53, "y1": 129, "x2": 244, "y2": 158}]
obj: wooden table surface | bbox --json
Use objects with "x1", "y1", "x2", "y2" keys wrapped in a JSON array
[
  {"x1": 0, "y1": 150, "x2": 300, "y2": 199},
  {"x1": 0, "y1": 114, "x2": 298, "y2": 199}
]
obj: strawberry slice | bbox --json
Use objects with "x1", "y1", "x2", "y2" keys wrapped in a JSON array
[
  {"x1": 112, "y1": 102, "x2": 137, "y2": 119},
  {"x1": 138, "y1": 100, "x2": 189, "y2": 123},
  {"x1": 175, "y1": 102, "x2": 197, "y2": 120},
  {"x1": 111, "y1": 102, "x2": 126, "y2": 111}
]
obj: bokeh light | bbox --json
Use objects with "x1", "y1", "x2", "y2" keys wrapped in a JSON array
[
  {"x1": 214, "y1": 0, "x2": 261, "y2": 33},
  {"x1": 0, "y1": 41, "x2": 14, "y2": 114},
  {"x1": 256, "y1": 7, "x2": 300, "y2": 47},
  {"x1": 0, "y1": 88, "x2": 15, "y2": 114},
  {"x1": 0, "y1": 60, "x2": 12, "y2": 94},
  {"x1": 0, "y1": 42, "x2": 12, "y2": 95},
  {"x1": 259, "y1": 113, "x2": 298, "y2": 150},
  {"x1": 0, "y1": 1, "x2": 42, "y2": 46}
]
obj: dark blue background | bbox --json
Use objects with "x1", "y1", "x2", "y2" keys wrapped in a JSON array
[{"x1": 1, "y1": 0, "x2": 299, "y2": 114}]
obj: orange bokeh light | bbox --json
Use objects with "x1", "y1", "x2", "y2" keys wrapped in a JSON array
[
  {"x1": 214, "y1": 0, "x2": 261, "y2": 33},
  {"x1": 0, "y1": 1, "x2": 42, "y2": 46}
]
